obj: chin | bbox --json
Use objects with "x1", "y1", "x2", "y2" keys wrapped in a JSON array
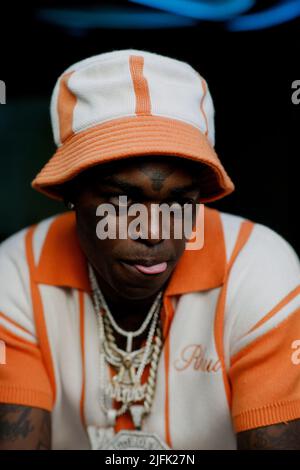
[
  {"x1": 112, "y1": 278, "x2": 164, "y2": 301},
  {"x1": 117, "y1": 284, "x2": 159, "y2": 301}
]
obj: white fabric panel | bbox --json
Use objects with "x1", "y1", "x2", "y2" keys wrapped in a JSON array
[
  {"x1": 50, "y1": 78, "x2": 62, "y2": 146},
  {"x1": 231, "y1": 294, "x2": 300, "y2": 357},
  {"x1": 0, "y1": 316, "x2": 36, "y2": 344},
  {"x1": 71, "y1": 56, "x2": 136, "y2": 134},
  {"x1": 144, "y1": 55, "x2": 211, "y2": 137},
  {"x1": 33, "y1": 215, "x2": 57, "y2": 266},
  {"x1": 201, "y1": 80, "x2": 215, "y2": 146},
  {"x1": 220, "y1": 212, "x2": 245, "y2": 264},
  {"x1": 0, "y1": 228, "x2": 37, "y2": 339}
]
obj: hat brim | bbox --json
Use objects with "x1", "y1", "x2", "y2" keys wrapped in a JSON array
[{"x1": 31, "y1": 115, "x2": 235, "y2": 202}]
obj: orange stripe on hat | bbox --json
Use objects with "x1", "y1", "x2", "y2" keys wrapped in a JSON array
[
  {"x1": 129, "y1": 56, "x2": 151, "y2": 115},
  {"x1": 200, "y1": 78, "x2": 209, "y2": 137},
  {"x1": 57, "y1": 71, "x2": 77, "y2": 144}
]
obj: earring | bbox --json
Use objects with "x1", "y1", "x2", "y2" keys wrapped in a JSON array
[{"x1": 67, "y1": 201, "x2": 75, "y2": 210}]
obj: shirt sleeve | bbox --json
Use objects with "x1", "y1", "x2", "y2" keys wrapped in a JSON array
[
  {"x1": 225, "y1": 222, "x2": 300, "y2": 433},
  {"x1": 0, "y1": 229, "x2": 53, "y2": 411}
]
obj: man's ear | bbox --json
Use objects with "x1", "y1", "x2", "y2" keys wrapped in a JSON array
[
  {"x1": 63, "y1": 198, "x2": 75, "y2": 210},
  {"x1": 60, "y1": 179, "x2": 77, "y2": 208}
]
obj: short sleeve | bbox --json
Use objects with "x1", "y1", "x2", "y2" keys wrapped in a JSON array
[
  {"x1": 224, "y1": 222, "x2": 300, "y2": 432},
  {"x1": 0, "y1": 229, "x2": 53, "y2": 411}
]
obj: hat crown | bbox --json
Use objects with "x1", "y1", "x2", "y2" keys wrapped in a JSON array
[{"x1": 50, "y1": 49, "x2": 215, "y2": 147}]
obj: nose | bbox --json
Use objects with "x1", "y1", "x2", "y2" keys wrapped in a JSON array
[{"x1": 129, "y1": 202, "x2": 164, "y2": 246}]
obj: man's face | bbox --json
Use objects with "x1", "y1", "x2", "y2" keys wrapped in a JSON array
[{"x1": 71, "y1": 156, "x2": 202, "y2": 301}]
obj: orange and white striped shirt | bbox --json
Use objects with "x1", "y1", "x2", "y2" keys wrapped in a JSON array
[{"x1": 1, "y1": 207, "x2": 300, "y2": 449}]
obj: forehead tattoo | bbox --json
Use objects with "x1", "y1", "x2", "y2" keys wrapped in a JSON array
[{"x1": 139, "y1": 166, "x2": 175, "y2": 192}]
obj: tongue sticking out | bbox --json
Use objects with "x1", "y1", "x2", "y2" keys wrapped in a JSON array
[{"x1": 134, "y1": 262, "x2": 167, "y2": 275}]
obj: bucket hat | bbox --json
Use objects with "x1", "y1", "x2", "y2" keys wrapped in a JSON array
[{"x1": 32, "y1": 49, "x2": 235, "y2": 201}]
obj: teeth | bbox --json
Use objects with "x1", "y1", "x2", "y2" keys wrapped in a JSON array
[{"x1": 134, "y1": 262, "x2": 167, "y2": 275}]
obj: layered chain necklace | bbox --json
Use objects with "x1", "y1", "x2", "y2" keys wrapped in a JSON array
[{"x1": 87, "y1": 263, "x2": 169, "y2": 450}]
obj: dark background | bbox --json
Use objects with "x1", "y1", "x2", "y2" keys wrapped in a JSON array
[{"x1": 0, "y1": 1, "x2": 299, "y2": 253}]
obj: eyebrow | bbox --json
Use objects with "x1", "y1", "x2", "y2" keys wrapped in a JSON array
[{"x1": 100, "y1": 177, "x2": 200, "y2": 198}]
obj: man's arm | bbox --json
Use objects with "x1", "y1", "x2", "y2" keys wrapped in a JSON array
[
  {"x1": 237, "y1": 419, "x2": 300, "y2": 450},
  {"x1": 0, "y1": 404, "x2": 51, "y2": 450}
]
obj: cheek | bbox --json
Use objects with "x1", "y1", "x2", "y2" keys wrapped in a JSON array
[
  {"x1": 76, "y1": 207, "x2": 98, "y2": 244},
  {"x1": 75, "y1": 206, "x2": 111, "y2": 266},
  {"x1": 172, "y1": 238, "x2": 187, "y2": 259},
  {"x1": 75, "y1": 207, "x2": 127, "y2": 268}
]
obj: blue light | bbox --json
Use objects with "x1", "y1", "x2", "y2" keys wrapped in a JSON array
[
  {"x1": 228, "y1": 0, "x2": 300, "y2": 30},
  {"x1": 36, "y1": 8, "x2": 196, "y2": 31},
  {"x1": 36, "y1": 2, "x2": 300, "y2": 32},
  {"x1": 129, "y1": 0, "x2": 255, "y2": 21}
]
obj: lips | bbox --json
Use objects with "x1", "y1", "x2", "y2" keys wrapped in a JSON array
[
  {"x1": 134, "y1": 262, "x2": 168, "y2": 274},
  {"x1": 120, "y1": 258, "x2": 169, "y2": 275}
]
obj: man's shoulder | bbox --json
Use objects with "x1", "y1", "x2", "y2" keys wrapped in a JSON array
[
  {"x1": 0, "y1": 212, "x2": 71, "y2": 269},
  {"x1": 216, "y1": 209, "x2": 299, "y2": 266},
  {"x1": 217, "y1": 211, "x2": 300, "y2": 351}
]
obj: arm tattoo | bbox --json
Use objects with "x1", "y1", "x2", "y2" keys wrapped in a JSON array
[
  {"x1": 0, "y1": 405, "x2": 33, "y2": 441},
  {"x1": 0, "y1": 404, "x2": 51, "y2": 450},
  {"x1": 36, "y1": 411, "x2": 51, "y2": 450},
  {"x1": 237, "y1": 419, "x2": 300, "y2": 450}
]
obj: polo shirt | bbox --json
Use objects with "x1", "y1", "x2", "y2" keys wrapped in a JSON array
[{"x1": 0, "y1": 206, "x2": 300, "y2": 449}]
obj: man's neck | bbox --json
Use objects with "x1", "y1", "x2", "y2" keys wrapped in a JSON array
[{"x1": 94, "y1": 271, "x2": 163, "y2": 333}]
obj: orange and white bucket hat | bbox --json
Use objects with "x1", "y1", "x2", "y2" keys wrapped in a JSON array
[{"x1": 31, "y1": 49, "x2": 235, "y2": 201}]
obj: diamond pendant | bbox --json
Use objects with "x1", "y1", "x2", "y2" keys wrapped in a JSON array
[
  {"x1": 104, "y1": 382, "x2": 147, "y2": 403},
  {"x1": 87, "y1": 425, "x2": 115, "y2": 450},
  {"x1": 87, "y1": 426, "x2": 169, "y2": 450},
  {"x1": 130, "y1": 404, "x2": 144, "y2": 429},
  {"x1": 107, "y1": 430, "x2": 170, "y2": 450}
]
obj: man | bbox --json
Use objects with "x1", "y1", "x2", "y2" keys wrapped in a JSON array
[{"x1": 0, "y1": 49, "x2": 300, "y2": 450}]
